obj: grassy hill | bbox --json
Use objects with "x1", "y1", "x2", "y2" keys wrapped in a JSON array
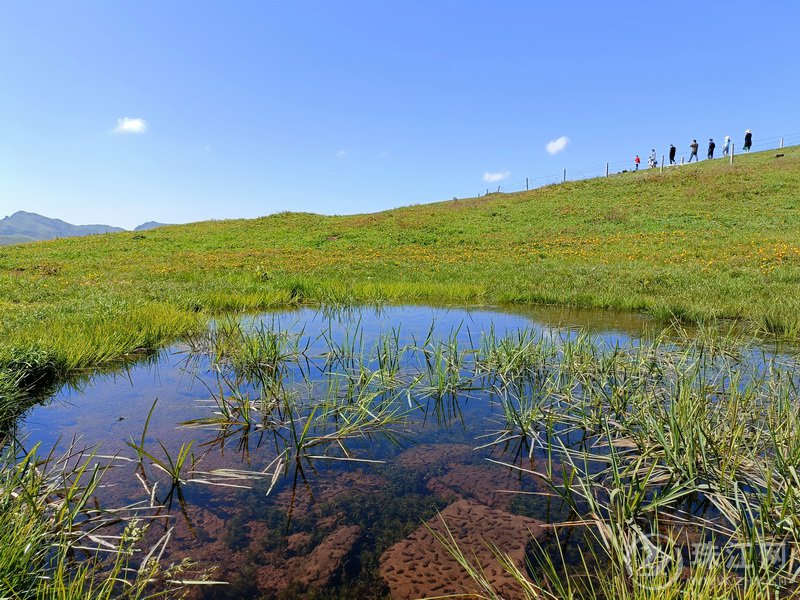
[
  {"x1": 0, "y1": 234, "x2": 37, "y2": 246},
  {"x1": 1, "y1": 146, "x2": 799, "y2": 404}
]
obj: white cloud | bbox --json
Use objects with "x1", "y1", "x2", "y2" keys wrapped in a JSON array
[
  {"x1": 112, "y1": 117, "x2": 148, "y2": 134},
  {"x1": 482, "y1": 170, "x2": 510, "y2": 183},
  {"x1": 545, "y1": 136, "x2": 570, "y2": 155},
  {"x1": 336, "y1": 149, "x2": 348, "y2": 158}
]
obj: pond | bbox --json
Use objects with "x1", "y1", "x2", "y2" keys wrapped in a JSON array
[{"x1": 18, "y1": 305, "x2": 799, "y2": 599}]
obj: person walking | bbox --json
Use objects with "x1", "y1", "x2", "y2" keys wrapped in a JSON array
[
  {"x1": 744, "y1": 129, "x2": 753, "y2": 152},
  {"x1": 708, "y1": 139, "x2": 716, "y2": 159},
  {"x1": 634, "y1": 155, "x2": 640, "y2": 170},
  {"x1": 688, "y1": 140, "x2": 699, "y2": 162},
  {"x1": 722, "y1": 135, "x2": 730, "y2": 157},
  {"x1": 669, "y1": 144, "x2": 677, "y2": 165},
  {"x1": 649, "y1": 149, "x2": 657, "y2": 169}
]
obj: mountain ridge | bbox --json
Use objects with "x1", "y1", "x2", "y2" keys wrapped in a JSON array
[{"x1": 0, "y1": 211, "x2": 170, "y2": 245}]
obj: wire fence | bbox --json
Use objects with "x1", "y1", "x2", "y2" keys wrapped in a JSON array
[{"x1": 481, "y1": 130, "x2": 800, "y2": 196}]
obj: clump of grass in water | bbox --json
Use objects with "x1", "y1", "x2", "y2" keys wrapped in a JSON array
[
  {"x1": 185, "y1": 317, "x2": 309, "y2": 392},
  {"x1": 459, "y1": 333, "x2": 800, "y2": 597},
  {"x1": 475, "y1": 324, "x2": 554, "y2": 384},
  {"x1": 180, "y1": 321, "x2": 412, "y2": 499},
  {"x1": 375, "y1": 326, "x2": 405, "y2": 389},
  {"x1": 411, "y1": 323, "x2": 477, "y2": 398},
  {"x1": 0, "y1": 438, "x2": 204, "y2": 599}
]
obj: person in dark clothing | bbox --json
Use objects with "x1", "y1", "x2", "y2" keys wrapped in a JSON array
[
  {"x1": 708, "y1": 139, "x2": 716, "y2": 159},
  {"x1": 688, "y1": 140, "x2": 699, "y2": 162},
  {"x1": 744, "y1": 129, "x2": 752, "y2": 152},
  {"x1": 669, "y1": 144, "x2": 677, "y2": 164}
]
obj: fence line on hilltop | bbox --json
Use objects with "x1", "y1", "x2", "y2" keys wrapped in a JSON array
[{"x1": 481, "y1": 130, "x2": 800, "y2": 196}]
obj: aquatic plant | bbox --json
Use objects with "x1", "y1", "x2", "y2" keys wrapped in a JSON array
[
  {"x1": 475, "y1": 324, "x2": 553, "y2": 384},
  {"x1": 184, "y1": 317, "x2": 308, "y2": 393},
  {"x1": 411, "y1": 323, "x2": 477, "y2": 401},
  {"x1": 0, "y1": 438, "x2": 200, "y2": 599},
  {"x1": 466, "y1": 334, "x2": 800, "y2": 597}
]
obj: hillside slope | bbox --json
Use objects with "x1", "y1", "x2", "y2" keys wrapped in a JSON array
[
  {"x1": 0, "y1": 146, "x2": 798, "y2": 397},
  {"x1": 0, "y1": 234, "x2": 37, "y2": 246}
]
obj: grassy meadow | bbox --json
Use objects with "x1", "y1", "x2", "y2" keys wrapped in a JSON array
[{"x1": 1, "y1": 146, "x2": 799, "y2": 405}]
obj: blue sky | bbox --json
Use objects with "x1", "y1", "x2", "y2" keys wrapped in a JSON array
[{"x1": 1, "y1": 1, "x2": 799, "y2": 229}]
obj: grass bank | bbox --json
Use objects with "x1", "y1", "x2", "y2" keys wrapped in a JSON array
[{"x1": 1, "y1": 146, "x2": 799, "y2": 406}]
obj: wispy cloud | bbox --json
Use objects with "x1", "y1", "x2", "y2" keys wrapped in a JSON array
[
  {"x1": 482, "y1": 170, "x2": 510, "y2": 183},
  {"x1": 545, "y1": 136, "x2": 570, "y2": 155},
  {"x1": 336, "y1": 149, "x2": 348, "y2": 158},
  {"x1": 112, "y1": 117, "x2": 148, "y2": 134}
]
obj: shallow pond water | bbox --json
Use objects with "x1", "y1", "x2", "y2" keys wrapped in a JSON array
[{"x1": 18, "y1": 305, "x2": 795, "y2": 599}]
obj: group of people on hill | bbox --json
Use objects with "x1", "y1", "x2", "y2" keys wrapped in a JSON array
[{"x1": 634, "y1": 130, "x2": 753, "y2": 170}]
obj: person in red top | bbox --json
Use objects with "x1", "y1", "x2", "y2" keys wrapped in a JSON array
[{"x1": 634, "y1": 155, "x2": 641, "y2": 170}]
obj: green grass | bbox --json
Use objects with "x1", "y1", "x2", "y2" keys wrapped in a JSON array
[
  {"x1": 0, "y1": 440, "x2": 197, "y2": 599},
  {"x1": 1, "y1": 146, "x2": 799, "y2": 406},
  {"x1": 0, "y1": 234, "x2": 38, "y2": 246}
]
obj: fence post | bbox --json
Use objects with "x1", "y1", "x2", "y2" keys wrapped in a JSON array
[
  {"x1": 660, "y1": 155, "x2": 664, "y2": 173},
  {"x1": 526, "y1": 177, "x2": 529, "y2": 191},
  {"x1": 562, "y1": 169, "x2": 566, "y2": 183},
  {"x1": 780, "y1": 137, "x2": 784, "y2": 149},
  {"x1": 681, "y1": 156, "x2": 685, "y2": 165},
  {"x1": 730, "y1": 143, "x2": 734, "y2": 165},
  {"x1": 605, "y1": 163, "x2": 609, "y2": 178}
]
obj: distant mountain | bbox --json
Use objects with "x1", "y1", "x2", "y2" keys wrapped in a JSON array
[
  {"x1": 134, "y1": 221, "x2": 171, "y2": 231},
  {"x1": 0, "y1": 211, "x2": 124, "y2": 242},
  {"x1": 0, "y1": 212, "x2": 171, "y2": 245}
]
